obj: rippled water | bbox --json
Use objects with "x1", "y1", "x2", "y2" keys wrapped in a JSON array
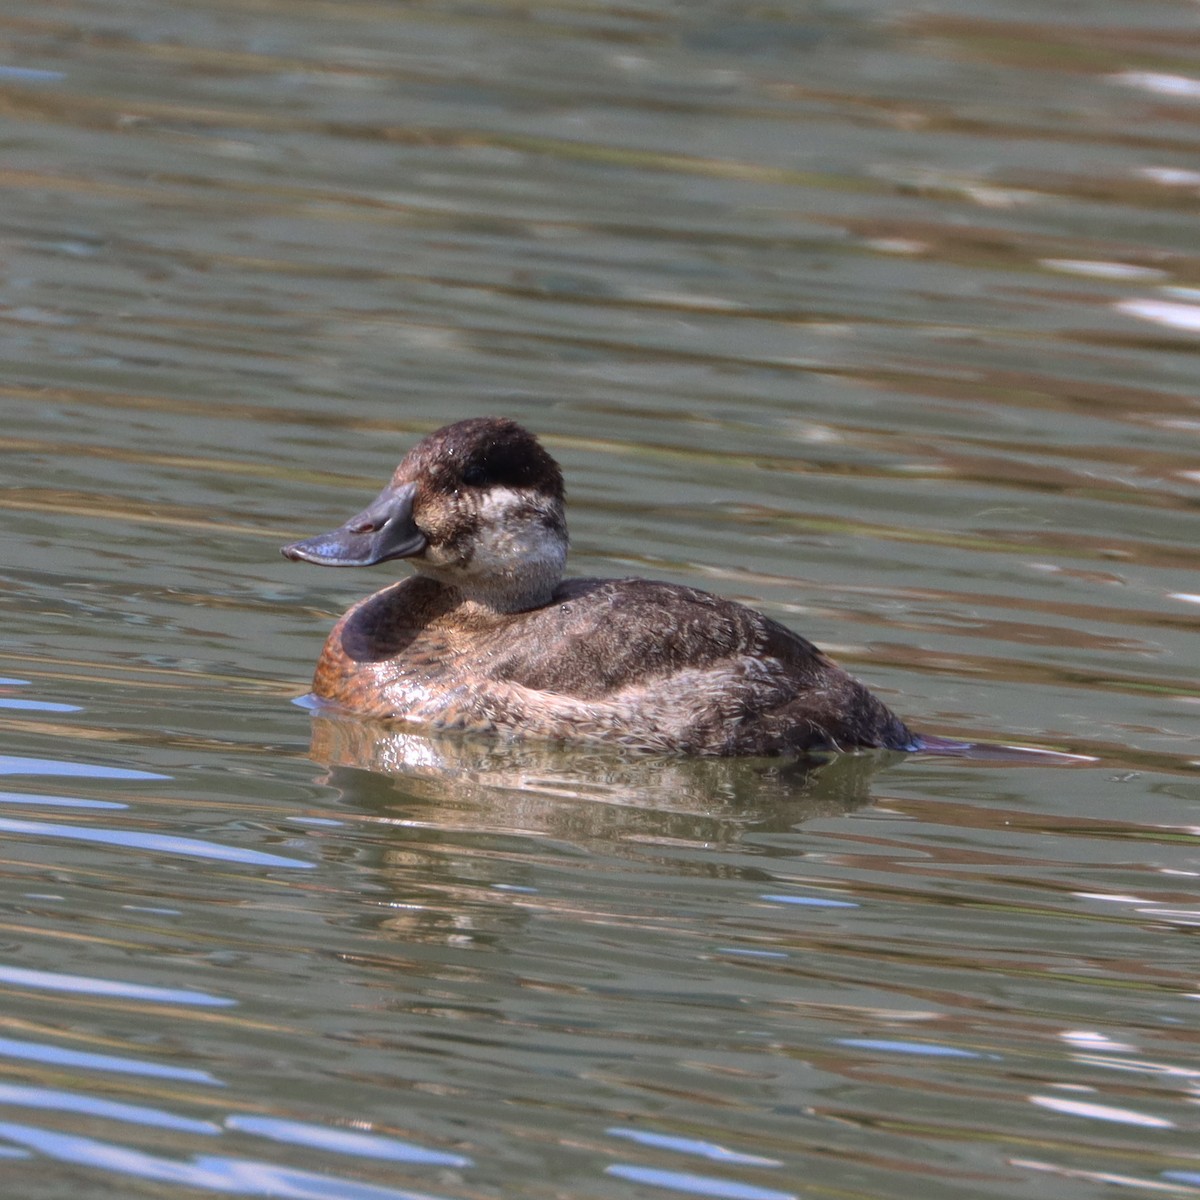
[{"x1": 0, "y1": 1, "x2": 1198, "y2": 1198}]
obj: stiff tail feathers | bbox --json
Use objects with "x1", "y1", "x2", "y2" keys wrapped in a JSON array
[{"x1": 908, "y1": 733, "x2": 1097, "y2": 765}]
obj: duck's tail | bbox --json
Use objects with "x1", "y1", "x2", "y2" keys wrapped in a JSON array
[{"x1": 907, "y1": 732, "x2": 1097, "y2": 765}]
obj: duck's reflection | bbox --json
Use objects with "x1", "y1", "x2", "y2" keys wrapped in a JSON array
[{"x1": 308, "y1": 712, "x2": 900, "y2": 844}]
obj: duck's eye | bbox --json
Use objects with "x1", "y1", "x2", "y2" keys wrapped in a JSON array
[{"x1": 461, "y1": 463, "x2": 490, "y2": 487}]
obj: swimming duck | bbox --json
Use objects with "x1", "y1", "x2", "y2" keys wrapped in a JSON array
[{"x1": 282, "y1": 417, "x2": 923, "y2": 757}]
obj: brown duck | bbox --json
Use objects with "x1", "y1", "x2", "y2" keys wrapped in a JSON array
[{"x1": 283, "y1": 417, "x2": 932, "y2": 757}]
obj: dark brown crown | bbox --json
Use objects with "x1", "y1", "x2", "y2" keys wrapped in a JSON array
[{"x1": 395, "y1": 417, "x2": 564, "y2": 499}]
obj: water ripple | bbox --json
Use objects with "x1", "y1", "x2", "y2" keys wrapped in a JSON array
[
  {"x1": 0, "y1": 1036, "x2": 221, "y2": 1085},
  {"x1": 0, "y1": 1124, "x2": 451, "y2": 1200},
  {"x1": 0, "y1": 756, "x2": 167, "y2": 780},
  {"x1": 606, "y1": 1165, "x2": 797, "y2": 1200},
  {"x1": 0, "y1": 817, "x2": 314, "y2": 869},
  {"x1": 0, "y1": 1083, "x2": 220, "y2": 1135},
  {"x1": 0, "y1": 1, "x2": 1198, "y2": 1198},
  {"x1": 225, "y1": 1115, "x2": 471, "y2": 1167},
  {"x1": 0, "y1": 790, "x2": 126, "y2": 810},
  {"x1": 0, "y1": 964, "x2": 234, "y2": 1007},
  {"x1": 607, "y1": 1128, "x2": 781, "y2": 1168}
]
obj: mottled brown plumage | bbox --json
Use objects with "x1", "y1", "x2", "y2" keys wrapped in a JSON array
[{"x1": 284, "y1": 418, "x2": 919, "y2": 757}]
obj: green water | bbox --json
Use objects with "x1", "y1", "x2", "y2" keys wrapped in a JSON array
[{"x1": 0, "y1": 2, "x2": 1197, "y2": 1198}]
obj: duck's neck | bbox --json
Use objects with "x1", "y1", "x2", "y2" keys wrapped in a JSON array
[
  {"x1": 450, "y1": 575, "x2": 558, "y2": 617},
  {"x1": 415, "y1": 559, "x2": 563, "y2": 617}
]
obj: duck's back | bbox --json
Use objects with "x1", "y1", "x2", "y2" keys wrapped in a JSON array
[{"x1": 313, "y1": 576, "x2": 916, "y2": 757}]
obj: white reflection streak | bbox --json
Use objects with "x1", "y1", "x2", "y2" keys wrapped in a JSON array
[
  {"x1": 1030, "y1": 1094, "x2": 1174, "y2": 1128},
  {"x1": 1069, "y1": 1054, "x2": 1200, "y2": 1080},
  {"x1": 225, "y1": 1114, "x2": 471, "y2": 1167},
  {"x1": 1012, "y1": 1158, "x2": 1189, "y2": 1193},
  {"x1": 1137, "y1": 166, "x2": 1200, "y2": 186},
  {"x1": 1040, "y1": 259, "x2": 1164, "y2": 281},
  {"x1": 1112, "y1": 71, "x2": 1200, "y2": 98},
  {"x1": 1116, "y1": 298, "x2": 1200, "y2": 332},
  {"x1": 1058, "y1": 1031, "x2": 1136, "y2": 1052}
]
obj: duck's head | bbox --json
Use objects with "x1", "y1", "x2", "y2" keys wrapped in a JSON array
[{"x1": 282, "y1": 417, "x2": 568, "y2": 613}]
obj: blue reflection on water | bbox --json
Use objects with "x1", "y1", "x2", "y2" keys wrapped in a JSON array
[
  {"x1": 717, "y1": 948, "x2": 788, "y2": 959},
  {"x1": 0, "y1": 791, "x2": 126, "y2": 810},
  {"x1": 606, "y1": 1164, "x2": 796, "y2": 1200},
  {"x1": 0, "y1": 67, "x2": 66, "y2": 81},
  {"x1": 0, "y1": 964, "x2": 234, "y2": 1007},
  {"x1": 0, "y1": 756, "x2": 167, "y2": 780},
  {"x1": 0, "y1": 817, "x2": 314, "y2": 868},
  {"x1": 0, "y1": 699, "x2": 81, "y2": 712},
  {"x1": 0, "y1": 1123, "x2": 455, "y2": 1199},
  {"x1": 837, "y1": 1039, "x2": 984, "y2": 1058},
  {"x1": 761, "y1": 894, "x2": 858, "y2": 908},
  {"x1": 0, "y1": 1036, "x2": 222, "y2": 1084},
  {"x1": 608, "y1": 1128, "x2": 780, "y2": 1166},
  {"x1": 226, "y1": 1114, "x2": 471, "y2": 1166},
  {"x1": 0, "y1": 1084, "x2": 219, "y2": 1134}
]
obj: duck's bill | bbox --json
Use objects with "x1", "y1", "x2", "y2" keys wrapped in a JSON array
[{"x1": 281, "y1": 481, "x2": 427, "y2": 567}]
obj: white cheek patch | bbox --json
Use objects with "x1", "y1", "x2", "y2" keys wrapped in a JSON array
[{"x1": 467, "y1": 487, "x2": 566, "y2": 576}]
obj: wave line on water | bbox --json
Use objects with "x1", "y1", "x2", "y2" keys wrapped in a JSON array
[
  {"x1": 0, "y1": 817, "x2": 314, "y2": 869},
  {"x1": 0, "y1": 756, "x2": 167, "y2": 780},
  {"x1": 0, "y1": 964, "x2": 235, "y2": 1007},
  {"x1": 0, "y1": 1122, "x2": 457, "y2": 1200}
]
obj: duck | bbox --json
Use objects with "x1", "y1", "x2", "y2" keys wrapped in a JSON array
[{"x1": 282, "y1": 416, "x2": 927, "y2": 757}]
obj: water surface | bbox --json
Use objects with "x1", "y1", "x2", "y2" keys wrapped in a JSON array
[{"x1": 0, "y1": 1, "x2": 1198, "y2": 1198}]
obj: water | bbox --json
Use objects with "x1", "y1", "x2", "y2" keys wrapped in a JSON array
[{"x1": 0, "y1": 1, "x2": 1198, "y2": 1197}]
